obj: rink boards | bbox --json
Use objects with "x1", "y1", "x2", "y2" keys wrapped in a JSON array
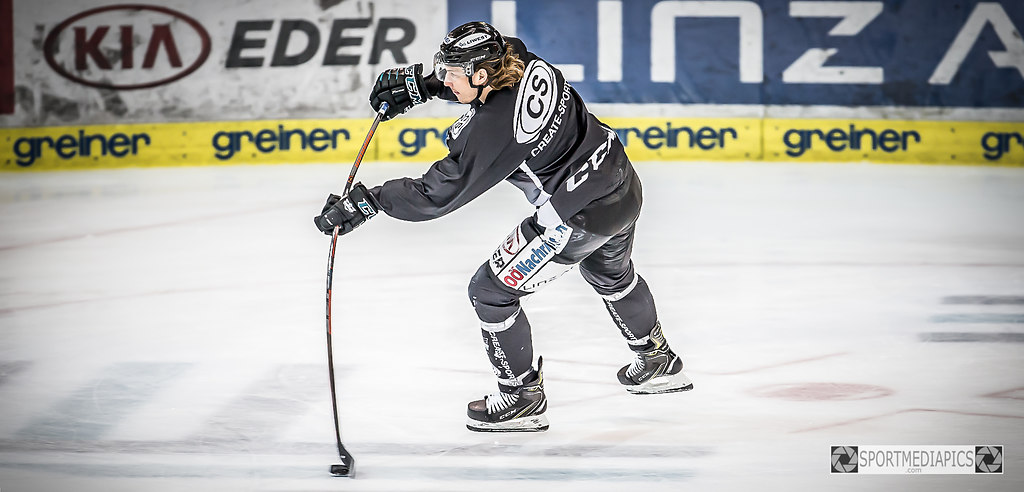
[
  {"x1": 2, "y1": 116, "x2": 1023, "y2": 171},
  {"x1": 3, "y1": 0, "x2": 1023, "y2": 171}
]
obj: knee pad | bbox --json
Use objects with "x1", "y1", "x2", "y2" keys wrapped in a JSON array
[{"x1": 468, "y1": 262, "x2": 521, "y2": 324}]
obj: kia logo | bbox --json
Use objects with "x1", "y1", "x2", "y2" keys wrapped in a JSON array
[{"x1": 43, "y1": 4, "x2": 211, "y2": 90}]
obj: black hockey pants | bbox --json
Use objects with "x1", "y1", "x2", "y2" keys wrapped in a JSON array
[{"x1": 467, "y1": 172, "x2": 660, "y2": 392}]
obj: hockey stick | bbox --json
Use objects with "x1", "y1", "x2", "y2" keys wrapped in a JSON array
[{"x1": 325, "y1": 102, "x2": 388, "y2": 478}]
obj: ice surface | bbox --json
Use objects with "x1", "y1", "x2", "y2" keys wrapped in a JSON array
[{"x1": 1, "y1": 161, "x2": 1022, "y2": 491}]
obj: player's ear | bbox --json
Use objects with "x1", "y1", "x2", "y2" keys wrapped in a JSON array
[{"x1": 473, "y1": 68, "x2": 488, "y2": 86}]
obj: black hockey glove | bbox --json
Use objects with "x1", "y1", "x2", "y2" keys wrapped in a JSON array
[
  {"x1": 313, "y1": 183, "x2": 381, "y2": 236},
  {"x1": 368, "y1": 63, "x2": 440, "y2": 121}
]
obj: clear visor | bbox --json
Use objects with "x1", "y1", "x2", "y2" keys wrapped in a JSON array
[{"x1": 433, "y1": 52, "x2": 473, "y2": 81}]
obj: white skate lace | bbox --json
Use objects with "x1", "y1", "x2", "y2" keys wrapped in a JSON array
[
  {"x1": 485, "y1": 391, "x2": 519, "y2": 414},
  {"x1": 625, "y1": 353, "x2": 647, "y2": 379}
]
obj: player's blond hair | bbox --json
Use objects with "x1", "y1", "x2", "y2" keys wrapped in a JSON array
[{"x1": 480, "y1": 42, "x2": 525, "y2": 90}]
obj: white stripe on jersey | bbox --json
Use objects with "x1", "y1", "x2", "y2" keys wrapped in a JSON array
[{"x1": 518, "y1": 161, "x2": 552, "y2": 207}]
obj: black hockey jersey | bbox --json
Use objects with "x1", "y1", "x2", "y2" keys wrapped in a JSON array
[{"x1": 369, "y1": 37, "x2": 636, "y2": 233}]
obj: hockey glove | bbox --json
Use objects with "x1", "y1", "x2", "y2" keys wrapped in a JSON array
[
  {"x1": 313, "y1": 183, "x2": 381, "y2": 236},
  {"x1": 369, "y1": 63, "x2": 440, "y2": 121}
]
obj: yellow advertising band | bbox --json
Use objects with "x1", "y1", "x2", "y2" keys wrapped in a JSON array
[{"x1": 3, "y1": 117, "x2": 1022, "y2": 171}]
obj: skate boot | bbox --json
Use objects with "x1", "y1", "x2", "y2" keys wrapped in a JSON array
[
  {"x1": 618, "y1": 323, "x2": 694, "y2": 394},
  {"x1": 467, "y1": 358, "x2": 549, "y2": 432}
]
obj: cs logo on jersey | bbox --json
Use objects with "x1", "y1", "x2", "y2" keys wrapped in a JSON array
[
  {"x1": 449, "y1": 107, "x2": 476, "y2": 140},
  {"x1": 514, "y1": 60, "x2": 557, "y2": 144}
]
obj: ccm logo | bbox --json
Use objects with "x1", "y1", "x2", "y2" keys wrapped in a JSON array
[
  {"x1": 513, "y1": 61, "x2": 557, "y2": 144},
  {"x1": 43, "y1": 4, "x2": 211, "y2": 90}
]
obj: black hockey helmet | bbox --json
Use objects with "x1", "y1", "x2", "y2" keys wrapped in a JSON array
[{"x1": 433, "y1": 21, "x2": 506, "y2": 82}]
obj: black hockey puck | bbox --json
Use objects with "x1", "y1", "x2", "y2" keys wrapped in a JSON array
[{"x1": 330, "y1": 463, "x2": 352, "y2": 477}]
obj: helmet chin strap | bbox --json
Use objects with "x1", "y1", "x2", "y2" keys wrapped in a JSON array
[{"x1": 468, "y1": 70, "x2": 487, "y2": 104}]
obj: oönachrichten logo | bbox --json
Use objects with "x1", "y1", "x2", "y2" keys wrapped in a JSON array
[{"x1": 831, "y1": 446, "x2": 858, "y2": 473}]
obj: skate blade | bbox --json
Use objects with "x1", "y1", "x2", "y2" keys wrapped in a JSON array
[
  {"x1": 626, "y1": 371, "x2": 694, "y2": 395},
  {"x1": 466, "y1": 414, "x2": 550, "y2": 433}
]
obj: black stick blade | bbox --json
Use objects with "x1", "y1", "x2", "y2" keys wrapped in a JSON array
[{"x1": 330, "y1": 462, "x2": 353, "y2": 477}]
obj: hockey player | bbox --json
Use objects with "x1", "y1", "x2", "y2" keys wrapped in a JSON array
[{"x1": 314, "y1": 21, "x2": 692, "y2": 432}]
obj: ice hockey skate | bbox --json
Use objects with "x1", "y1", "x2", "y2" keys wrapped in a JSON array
[
  {"x1": 618, "y1": 324, "x2": 694, "y2": 395},
  {"x1": 466, "y1": 358, "x2": 549, "y2": 432}
]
